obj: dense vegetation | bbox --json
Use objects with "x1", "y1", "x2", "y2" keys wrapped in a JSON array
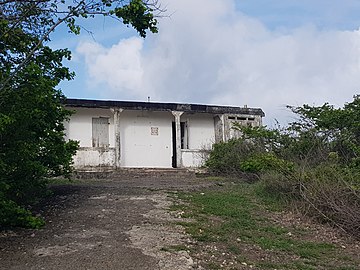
[
  {"x1": 206, "y1": 96, "x2": 360, "y2": 238},
  {"x1": 0, "y1": 0, "x2": 159, "y2": 228}
]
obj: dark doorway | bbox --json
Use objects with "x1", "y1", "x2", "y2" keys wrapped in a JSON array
[{"x1": 172, "y1": 122, "x2": 176, "y2": 168}]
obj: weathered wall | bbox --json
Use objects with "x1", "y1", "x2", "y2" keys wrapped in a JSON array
[
  {"x1": 66, "y1": 108, "x2": 115, "y2": 168},
  {"x1": 66, "y1": 108, "x2": 115, "y2": 147},
  {"x1": 224, "y1": 114, "x2": 262, "y2": 141},
  {"x1": 182, "y1": 113, "x2": 215, "y2": 150},
  {"x1": 65, "y1": 107, "x2": 263, "y2": 169},
  {"x1": 73, "y1": 147, "x2": 116, "y2": 168}
]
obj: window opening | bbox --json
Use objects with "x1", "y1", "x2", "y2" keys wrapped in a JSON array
[
  {"x1": 180, "y1": 122, "x2": 189, "y2": 149},
  {"x1": 92, "y1": 117, "x2": 109, "y2": 147}
]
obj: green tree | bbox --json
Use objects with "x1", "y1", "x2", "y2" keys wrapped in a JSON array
[
  {"x1": 288, "y1": 95, "x2": 360, "y2": 166},
  {"x1": 0, "y1": 21, "x2": 79, "y2": 228},
  {"x1": 0, "y1": 0, "x2": 160, "y2": 228},
  {"x1": 0, "y1": 0, "x2": 160, "y2": 90},
  {"x1": 206, "y1": 96, "x2": 360, "y2": 237}
]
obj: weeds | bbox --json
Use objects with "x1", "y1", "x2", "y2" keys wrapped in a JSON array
[
  {"x1": 175, "y1": 183, "x2": 359, "y2": 270},
  {"x1": 206, "y1": 96, "x2": 360, "y2": 239}
]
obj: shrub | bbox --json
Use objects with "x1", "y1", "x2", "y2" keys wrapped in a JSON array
[
  {"x1": 205, "y1": 96, "x2": 360, "y2": 238},
  {"x1": 206, "y1": 139, "x2": 256, "y2": 174},
  {"x1": 240, "y1": 153, "x2": 293, "y2": 173},
  {"x1": 298, "y1": 166, "x2": 359, "y2": 237},
  {"x1": 0, "y1": 196, "x2": 44, "y2": 229}
]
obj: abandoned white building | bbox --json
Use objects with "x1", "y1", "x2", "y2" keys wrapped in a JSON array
[{"x1": 64, "y1": 99, "x2": 265, "y2": 169}]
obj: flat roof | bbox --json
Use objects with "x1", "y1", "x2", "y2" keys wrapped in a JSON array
[{"x1": 65, "y1": 98, "x2": 265, "y2": 117}]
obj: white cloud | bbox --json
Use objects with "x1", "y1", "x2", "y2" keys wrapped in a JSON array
[
  {"x1": 76, "y1": 0, "x2": 360, "y2": 125},
  {"x1": 77, "y1": 37, "x2": 144, "y2": 96}
]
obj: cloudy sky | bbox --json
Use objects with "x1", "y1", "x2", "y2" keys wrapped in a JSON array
[{"x1": 51, "y1": 0, "x2": 360, "y2": 125}]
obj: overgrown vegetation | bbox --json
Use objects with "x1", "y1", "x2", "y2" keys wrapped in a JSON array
[
  {"x1": 174, "y1": 182, "x2": 359, "y2": 270},
  {"x1": 0, "y1": 0, "x2": 160, "y2": 228},
  {"x1": 206, "y1": 96, "x2": 360, "y2": 239}
]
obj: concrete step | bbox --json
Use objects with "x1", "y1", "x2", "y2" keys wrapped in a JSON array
[{"x1": 73, "y1": 168, "x2": 197, "y2": 179}]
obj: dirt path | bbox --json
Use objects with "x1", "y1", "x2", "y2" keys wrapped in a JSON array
[{"x1": 0, "y1": 176, "x2": 212, "y2": 270}]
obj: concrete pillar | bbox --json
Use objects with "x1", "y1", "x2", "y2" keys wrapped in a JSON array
[
  {"x1": 214, "y1": 115, "x2": 225, "y2": 143},
  {"x1": 223, "y1": 114, "x2": 231, "y2": 142},
  {"x1": 171, "y1": 111, "x2": 184, "y2": 168},
  {"x1": 111, "y1": 108, "x2": 124, "y2": 168},
  {"x1": 255, "y1": 115, "x2": 262, "y2": 126}
]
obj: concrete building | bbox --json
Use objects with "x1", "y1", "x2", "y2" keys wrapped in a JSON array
[{"x1": 65, "y1": 99, "x2": 265, "y2": 169}]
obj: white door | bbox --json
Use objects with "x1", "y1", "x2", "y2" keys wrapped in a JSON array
[{"x1": 120, "y1": 111, "x2": 173, "y2": 167}]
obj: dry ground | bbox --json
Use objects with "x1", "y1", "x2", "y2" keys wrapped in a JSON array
[
  {"x1": 0, "y1": 174, "x2": 359, "y2": 270},
  {"x1": 0, "y1": 175, "x2": 212, "y2": 270}
]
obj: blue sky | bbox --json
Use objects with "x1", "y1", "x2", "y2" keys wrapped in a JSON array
[
  {"x1": 236, "y1": 0, "x2": 360, "y2": 30},
  {"x1": 50, "y1": 0, "x2": 360, "y2": 125}
]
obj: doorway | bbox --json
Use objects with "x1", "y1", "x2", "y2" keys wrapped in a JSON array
[
  {"x1": 172, "y1": 121, "x2": 187, "y2": 168},
  {"x1": 172, "y1": 122, "x2": 176, "y2": 168}
]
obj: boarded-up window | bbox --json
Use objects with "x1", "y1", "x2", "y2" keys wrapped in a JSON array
[{"x1": 92, "y1": 117, "x2": 109, "y2": 147}]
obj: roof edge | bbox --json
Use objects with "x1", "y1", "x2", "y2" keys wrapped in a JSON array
[{"x1": 64, "y1": 98, "x2": 265, "y2": 117}]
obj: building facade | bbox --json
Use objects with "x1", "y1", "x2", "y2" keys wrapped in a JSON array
[{"x1": 65, "y1": 99, "x2": 265, "y2": 169}]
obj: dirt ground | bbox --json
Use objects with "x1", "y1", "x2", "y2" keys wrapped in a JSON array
[
  {"x1": 2, "y1": 174, "x2": 359, "y2": 270},
  {"x1": 0, "y1": 174, "x2": 212, "y2": 270}
]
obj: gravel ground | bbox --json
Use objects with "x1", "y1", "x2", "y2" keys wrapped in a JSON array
[{"x1": 0, "y1": 175, "x2": 213, "y2": 270}]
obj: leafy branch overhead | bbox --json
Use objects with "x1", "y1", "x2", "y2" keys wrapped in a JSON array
[
  {"x1": 0, "y1": 0, "x2": 162, "y2": 90},
  {"x1": 0, "y1": 0, "x2": 160, "y2": 37}
]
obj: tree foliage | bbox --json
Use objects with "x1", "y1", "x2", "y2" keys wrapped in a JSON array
[
  {"x1": 0, "y1": 0, "x2": 160, "y2": 228},
  {"x1": 0, "y1": 20, "x2": 79, "y2": 228},
  {"x1": 0, "y1": 0, "x2": 161, "y2": 90},
  {"x1": 206, "y1": 96, "x2": 360, "y2": 238}
]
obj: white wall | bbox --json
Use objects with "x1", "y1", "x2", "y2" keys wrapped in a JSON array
[
  {"x1": 66, "y1": 108, "x2": 116, "y2": 168},
  {"x1": 183, "y1": 113, "x2": 215, "y2": 150},
  {"x1": 73, "y1": 148, "x2": 115, "y2": 168},
  {"x1": 181, "y1": 149, "x2": 209, "y2": 167},
  {"x1": 120, "y1": 110, "x2": 173, "y2": 168},
  {"x1": 66, "y1": 108, "x2": 219, "y2": 169},
  {"x1": 66, "y1": 108, "x2": 115, "y2": 147}
]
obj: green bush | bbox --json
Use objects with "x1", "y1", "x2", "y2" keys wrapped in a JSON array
[
  {"x1": 205, "y1": 96, "x2": 360, "y2": 238},
  {"x1": 206, "y1": 126, "x2": 292, "y2": 175},
  {"x1": 206, "y1": 139, "x2": 249, "y2": 174},
  {"x1": 240, "y1": 153, "x2": 293, "y2": 173},
  {"x1": 0, "y1": 197, "x2": 44, "y2": 229}
]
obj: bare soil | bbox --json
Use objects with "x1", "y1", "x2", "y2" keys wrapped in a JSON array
[
  {"x1": 0, "y1": 175, "x2": 212, "y2": 270},
  {"x1": 1, "y1": 175, "x2": 359, "y2": 270}
]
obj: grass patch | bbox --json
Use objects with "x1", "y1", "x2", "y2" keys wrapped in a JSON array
[{"x1": 176, "y1": 182, "x2": 359, "y2": 270}]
